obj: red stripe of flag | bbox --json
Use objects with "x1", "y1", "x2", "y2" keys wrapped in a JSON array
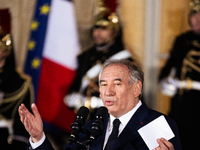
[{"x1": 37, "y1": 58, "x2": 76, "y2": 131}]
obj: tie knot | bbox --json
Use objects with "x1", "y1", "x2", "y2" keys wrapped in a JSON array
[{"x1": 113, "y1": 119, "x2": 120, "y2": 128}]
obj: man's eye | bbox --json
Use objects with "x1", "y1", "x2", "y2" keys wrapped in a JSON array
[
  {"x1": 100, "y1": 83, "x2": 107, "y2": 86},
  {"x1": 115, "y1": 82, "x2": 121, "y2": 85}
]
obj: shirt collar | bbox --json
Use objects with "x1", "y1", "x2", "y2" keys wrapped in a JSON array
[{"x1": 108, "y1": 100, "x2": 142, "y2": 131}]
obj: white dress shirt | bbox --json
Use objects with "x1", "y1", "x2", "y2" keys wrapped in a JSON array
[
  {"x1": 29, "y1": 132, "x2": 46, "y2": 149},
  {"x1": 102, "y1": 100, "x2": 142, "y2": 150}
]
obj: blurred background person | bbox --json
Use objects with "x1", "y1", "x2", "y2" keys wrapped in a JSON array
[
  {"x1": 158, "y1": 0, "x2": 200, "y2": 149},
  {"x1": 64, "y1": 1, "x2": 138, "y2": 119},
  {"x1": 0, "y1": 9, "x2": 33, "y2": 150}
]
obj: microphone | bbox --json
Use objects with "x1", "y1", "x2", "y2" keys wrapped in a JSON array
[
  {"x1": 69, "y1": 106, "x2": 89, "y2": 142},
  {"x1": 86, "y1": 106, "x2": 108, "y2": 145}
]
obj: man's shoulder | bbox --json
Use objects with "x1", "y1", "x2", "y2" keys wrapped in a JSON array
[
  {"x1": 78, "y1": 46, "x2": 95, "y2": 55},
  {"x1": 148, "y1": 108, "x2": 177, "y2": 126},
  {"x1": 139, "y1": 101, "x2": 176, "y2": 125},
  {"x1": 176, "y1": 30, "x2": 196, "y2": 40}
]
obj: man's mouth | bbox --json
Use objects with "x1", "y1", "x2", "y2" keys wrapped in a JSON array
[{"x1": 105, "y1": 99, "x2": 115, "y2": 106}]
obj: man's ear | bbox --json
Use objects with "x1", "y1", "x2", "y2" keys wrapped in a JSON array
[{"x1": 134, "y1": 81, "x2": 142, "y2": 98}]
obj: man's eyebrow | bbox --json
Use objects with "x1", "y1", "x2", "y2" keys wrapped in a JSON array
[
  {"x1": 115, "y1": 78, "x2": 122, "y2": 82},
  {"x1": 100, "y1": 78, "x2": 122, "y2": 83},
  {"x1": 100, "y1": 80, "x2": 105, "y2": 83}
]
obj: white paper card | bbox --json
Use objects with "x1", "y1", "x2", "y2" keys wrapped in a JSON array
[{"x1": 138, "y1": 115, "x2": 175, "y2": 150}]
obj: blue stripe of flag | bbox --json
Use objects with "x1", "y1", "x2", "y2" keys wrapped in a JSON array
[{"x1": 24, "y1": 0, "x2": 52, "y2": 99}]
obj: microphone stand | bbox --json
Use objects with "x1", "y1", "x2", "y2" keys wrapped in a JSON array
[
  {"x1": 84, "y1": 138, "x2": 94, "y2": 150},
  {"x1": 85, "y1": 144, "x2": 91, "y2": 150},
  {"x1": 69, "y1": 127, "x2": 92, "y2": 150}
]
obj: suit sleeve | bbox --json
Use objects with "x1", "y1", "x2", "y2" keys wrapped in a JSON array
[
  {"x1": 158, "y1": 34, "x2": 189, "y2": 81},
  {"x1": 27, "y1": 137, "x2": 55, "y2": 150}
]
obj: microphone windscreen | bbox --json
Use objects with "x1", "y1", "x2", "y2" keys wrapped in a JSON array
[
  {"x1": 76, "y1": 106, "x2": 89, "y2": 121},
  {"x1": 96, "y1": 106, "x2": 108, "y2": 121}
]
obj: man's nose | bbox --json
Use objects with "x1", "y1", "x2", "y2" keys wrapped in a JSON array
[{"x1": 105, "y1": 84, "x2": 115, "y2": 96}]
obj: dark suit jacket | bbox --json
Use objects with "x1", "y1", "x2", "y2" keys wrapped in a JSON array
[{"x1": 28, "y1": 101, "x2": 182, "y2": 150}]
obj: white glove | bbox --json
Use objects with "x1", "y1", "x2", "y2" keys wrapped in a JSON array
[
  {"x1": 90, "y1": 96, "x2": 103, "y2": 109},
  {"x1": 63, "y1": 92, "x2": 86, "y2": 110},
  {"x1": 159, "y1": 77, "x2": 179, "y2": 96}
]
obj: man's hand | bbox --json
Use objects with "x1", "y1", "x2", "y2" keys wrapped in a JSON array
[
  {"x1": 153, "y1": 138, "x2": 175, "y2": 150},
  {"x1": 18, "y1": 103, "x2": 43, "y2": 143}
]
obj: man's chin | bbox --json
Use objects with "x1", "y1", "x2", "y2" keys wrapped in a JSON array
[
  {"x1": 194, "y1": 29, "x2": 200, "y2": 35},
  {"x1": 192, "y1": 27, "x2": 200, "y2": 34},
  {"x1": 95, "y1": 42, "x2": 108, "y2": 47}
]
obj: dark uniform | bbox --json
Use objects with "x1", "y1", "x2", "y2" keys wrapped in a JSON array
[
  {"x1": 159, "y1": 30, "x2": 200, "y2": 149},
  {"x1": 0, "y1": 9, "x2": 33, "y2": 150},
  {"x1": 0, "y1": 59, "x2": 33, "y2": 150}
]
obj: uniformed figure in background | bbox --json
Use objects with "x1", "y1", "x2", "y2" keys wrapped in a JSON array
[
  {"x1": 158, "y1": 0, "x2": 200, "y2": 149},
  {"x1": 64, "y1": 2, "x2": 136, "y2": 118},
  {"x1": 0, "y1": 9, "x2": 33, "y2": 150}
]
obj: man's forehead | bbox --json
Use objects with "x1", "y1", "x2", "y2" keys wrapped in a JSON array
[
  {"x1": 102, "y1": 64, "x2": 128, "y2": 74},
  {"x1": 100, "y1": 65, "x2": 129, "y2": 80}
]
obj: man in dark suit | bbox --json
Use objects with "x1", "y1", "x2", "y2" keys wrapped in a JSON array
[{"x1": 18, "y1": 59, "x2": 181, "y2": 150}]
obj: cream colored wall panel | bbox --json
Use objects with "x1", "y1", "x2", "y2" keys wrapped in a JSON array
[
  {"x1": 120, "y1": 0, "x2": 145, "y2": 67},
  {"x1": 74, "y1": 0, "x2": 99, "y2": 50}
]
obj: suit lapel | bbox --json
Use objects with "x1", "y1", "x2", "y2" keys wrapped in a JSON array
[
  {"x1": 91, "y1": 101, "x2": 150, "y2": 150},
  {"x1": 112, "y1": 101, "x2": 150, "y2": 149}
]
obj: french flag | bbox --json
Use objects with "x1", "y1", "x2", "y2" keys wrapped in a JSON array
[{"x1": 24, "y1": 0, "x2": 80, "y2": 132}]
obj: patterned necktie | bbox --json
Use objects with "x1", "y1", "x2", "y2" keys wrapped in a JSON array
[{"x1": 104, "y1": 118, "x2": 121, "y2": 150}]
